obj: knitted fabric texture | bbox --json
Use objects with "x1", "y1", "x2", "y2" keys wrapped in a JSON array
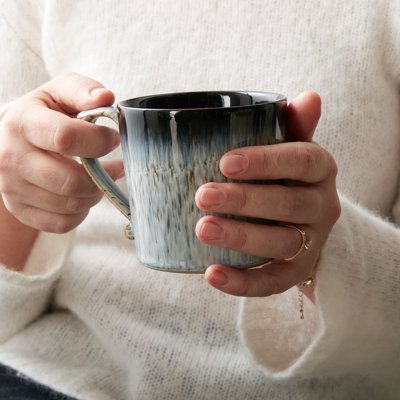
[{"x1": 0, "y1": 1, "x2": 399, "y2": 399}]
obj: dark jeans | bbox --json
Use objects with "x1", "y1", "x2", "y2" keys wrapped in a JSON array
[{"x1": 0, "y1": 363, "x2": 77, "y2": 400}]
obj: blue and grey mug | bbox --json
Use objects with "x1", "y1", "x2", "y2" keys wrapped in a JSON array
[{"x1": 77, "y1": 91, "x2": 287, "y2": 273}]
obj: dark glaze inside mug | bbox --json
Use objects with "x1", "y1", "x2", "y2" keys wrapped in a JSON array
[{"x1": 120, "y1": 90, "x2": 286, "y2": 110}]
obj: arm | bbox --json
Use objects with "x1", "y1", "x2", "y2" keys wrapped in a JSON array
[
  {"x1": 0, "y1": 0, "x2": 46, "y2": 270},
  {"x1": 195, "y1": 1, "x2": 400, "y2": 383},
  {"x1": 0, "y1": 2, "x2": 124, "y2": 343},
  {"x1": 238, "y1": 0, "x2": 400, "y2": 381},
  {"x1": 0, "y1": 0, "x2": 60, "y2": 342},
  {"x1": 239, "y1": 193, "x2": 400, "y2": 380}
]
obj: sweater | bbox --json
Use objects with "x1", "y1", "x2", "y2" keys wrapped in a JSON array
[{"x1": 0, "y1": 1, "x2": 400, "y2": 399}]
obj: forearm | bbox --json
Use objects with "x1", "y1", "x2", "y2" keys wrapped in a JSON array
[{"x1": 0, "y1": 194, "x2": 38, "y2": 270}]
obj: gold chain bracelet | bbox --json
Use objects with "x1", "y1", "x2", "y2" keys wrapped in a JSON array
[{"x1": 298, "y1": 277, "x2": 314, "y2": 319}]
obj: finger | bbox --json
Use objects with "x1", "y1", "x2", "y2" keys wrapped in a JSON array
[
  {"x1": 204, "y1": 261, "x2": 308, "y2": 297},
  {"x1": 101, "y1": 159, "x2": 125, "y2": 181},
  {"x1": 286, "y1": 91, "x2": 321, "y2": 142},
  {"x1": 195, "y1": 215, "x2": 309, "y2": 259},
  {"x1": 39, "y1": 72, "x2": 115, "y2": 114},
  {"x1": 20, "y1": 150, "x2": 99, "y2": 197},
  {"x1": 20, "y1": 106, "x2": 119, "y2": 157},
  {"x1": 219, "y1": 141, "x2": 337, "y2": 183},
  {"x1": 3, "y1": 198, "x2": 89, "y2": 234},
  {"x1": 5, "y1": 180, "x2": 103, "y2": 215},
  {"x1": 195, "y1": 182, "x2": 322, "y2": 224},
  {"x1": 20, "y1": 150, "x2": 124, "y2": 198}
]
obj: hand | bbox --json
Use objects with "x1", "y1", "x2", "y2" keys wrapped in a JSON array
[
  {"x1": 0, "y1": 72, "x2": 124, "y2": 233},
  {"x1": 195, "y1": 92, "x2": 341, "y2": 297}
]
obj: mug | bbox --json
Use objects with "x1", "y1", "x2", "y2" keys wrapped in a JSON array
[{"x1": 77, "y1": 91, "x2": 287, "y2": 273}]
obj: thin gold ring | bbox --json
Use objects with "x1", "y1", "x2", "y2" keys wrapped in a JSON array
[{"x1": 282, "y1": 224, "x2": 311, "y2": 261}]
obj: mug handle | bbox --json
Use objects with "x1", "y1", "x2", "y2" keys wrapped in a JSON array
[{"x1": 77, "y1": 106, "x2": 134, "y2": 239}]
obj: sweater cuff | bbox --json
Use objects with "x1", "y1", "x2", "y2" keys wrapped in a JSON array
[
  {"x1": 0, "y1": 230, "x2": 72, "y2": 283},
  {"x1": 0, "y1": 231, "x2": 72, "y2": 342},
  {"x1": 238, "y1": 192, "x2": 398, "y2": 378}
]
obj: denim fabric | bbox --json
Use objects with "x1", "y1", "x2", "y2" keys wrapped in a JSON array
[{"x1": 0, "y1": 363, "x2": 77, "y2": 400}]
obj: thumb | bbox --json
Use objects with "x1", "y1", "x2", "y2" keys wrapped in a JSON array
[
  {"x1": 286, "y1": 91, "x2": 321, "y2": 142},
  {"x1": 102, "y1": 160, "x2": 125, "y2": 181},
  {"x1": 41, "y1": 72, "x2": 115, "y2": 114}
]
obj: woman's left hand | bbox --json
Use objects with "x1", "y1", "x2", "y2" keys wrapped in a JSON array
[{"x1": 195, "y1": 92, "x2": 341, "y2": 297}]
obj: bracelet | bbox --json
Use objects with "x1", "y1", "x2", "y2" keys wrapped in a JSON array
[{"x1": 298, "y1": 277, "x2": 314, "y2": 319}]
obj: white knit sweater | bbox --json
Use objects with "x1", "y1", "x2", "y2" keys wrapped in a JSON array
[{"x1": 1, "y1": 1, "x2": 400, "y2": 399}]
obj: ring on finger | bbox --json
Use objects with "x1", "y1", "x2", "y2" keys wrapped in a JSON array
[{"x1": 282, "y1": 224, "x2": 312, "y2": 261}]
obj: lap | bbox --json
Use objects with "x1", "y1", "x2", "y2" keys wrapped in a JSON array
[{"x1": 0, "y1": 363, "x2": 76, "y2": 400}]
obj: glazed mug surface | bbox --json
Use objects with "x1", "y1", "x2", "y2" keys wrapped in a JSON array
[{"x1": 78, "y1": 91, "x2": 287, "y2": 273}]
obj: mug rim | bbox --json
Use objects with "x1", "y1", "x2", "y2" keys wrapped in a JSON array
[{"x1": 118, "y1": 90, "x2": 286, "y2": 112}]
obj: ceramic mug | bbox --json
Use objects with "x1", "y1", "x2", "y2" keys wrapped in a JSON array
[{"x1": 77, "y1": 91, "x2": 287, "y2": 273}]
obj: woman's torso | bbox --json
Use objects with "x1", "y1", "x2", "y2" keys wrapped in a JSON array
[{"x1": 1, "y1": 1, "x2": 399, "y2": 399}]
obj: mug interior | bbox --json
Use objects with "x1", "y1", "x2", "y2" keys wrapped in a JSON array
[{"x1": 119, "y1": 91, "x2": 285, "y2": 110}]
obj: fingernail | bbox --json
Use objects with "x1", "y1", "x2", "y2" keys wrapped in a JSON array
[
  {"x1": 200, "y1": 221, "x2": 223, "y2": 240},
  {"x1": 221, "y1": 154, "x2": 248, "y2": 174},
  {"x1": 209, "y1": 270, "x2": 228, "y2": 286},
  {"x1": 91, "y1": 87, "x2": 107, "y2": 97},
  {"x1": 200, "y1": 187, "x2": 225, "y2": 208}
]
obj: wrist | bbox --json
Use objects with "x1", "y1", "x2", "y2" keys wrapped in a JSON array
[
  {"x1": 0, "y1": 194, "x2": 38, "y2": 270},
  {"x1": 297, "y1": 271, "x2": 317, "y2": 304},
  {"x1": 299, "y1": 281, "x2": 315, "y2": 303}
]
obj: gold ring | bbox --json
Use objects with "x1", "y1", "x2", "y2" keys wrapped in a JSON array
[{"x1": 282, "y1": 224, "x2": 311, "y2": 261}]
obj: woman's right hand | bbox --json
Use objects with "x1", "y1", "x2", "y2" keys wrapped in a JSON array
[{"x1": 0, "y1": 72, "x2": 124, "y2": 233}]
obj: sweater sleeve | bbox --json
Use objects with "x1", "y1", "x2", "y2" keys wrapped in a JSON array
[
  {"x1": 0, "y1": 232, "x2": 72, "y2": 343},
  {"x1": 239, "y1": 193, "x2": 400, "y2": 380},
  {"x1": 0, "y1": 0, "x2": 72, "y2": 343},
  {"x1": 239, "y1": 2, "x2": 400, "y2": 382},
  {"x1": 0, "y1": 0, "x2": 49, "y2": 104}
]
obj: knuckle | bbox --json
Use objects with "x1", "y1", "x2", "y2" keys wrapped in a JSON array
[
  {"x1": 5, "y1": 200, "x2": 22, "y2": 216},
  {"x1": 0, "y1": 179, "x2": 15, "y2": 195},
  {"x1": 329, "y1": 196, "x2": 342, "y2": 222},
  {"x1": 327, "y1": 153, "x2": 339, "y2": 178},
  {"x1": 57, "y1": 72, "x2": 83, "y2": 86},
  {"x1": 84, "y1": 178, "x2": 101, "y2": 196},
  {"x1": 59, "y1": 172, "x2": 81, "y2": 196},
  {"x1": 52, "y1": 123, "x2": 74, "y2": 154},
  {"x1": 236, "y1": 185, "x2": 248, "y2": 211},
  {"x1": 63, "y1": 71, "x2": 80, "y2": 80},
  {"x1": 54, "y1": 218, "x2": 73, "y2": 234},
  {"x1": 1, "y1": 113, "x2": 20, "y2": 134},
  {"x1": 262, "y1": 147, "x2": 278, "y2": 174},
  {"x1": 69, "y1": 73, "x2": 98, "y2": 94},
  {"x1": 97, "y1": 128, "x2": 117, "y2": 154},
  {"x1": 232, "y1": 223, "x2": 248, "y2": 251},
  {"x1": 65, "y1": 197, "x2": 84, "y2": 213},
  {"x1": 0, "y1": 149, "x2": 15, "y2": 172},
  {"x1": 37, "y1": 166, "x2": 59, "y2": 189},
  {"x1": 88, "y1": 192, "x2": 103, "y2": 207},
  {"x1": 53, "y1": 215, "x2": 81, "y2": 234}
]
